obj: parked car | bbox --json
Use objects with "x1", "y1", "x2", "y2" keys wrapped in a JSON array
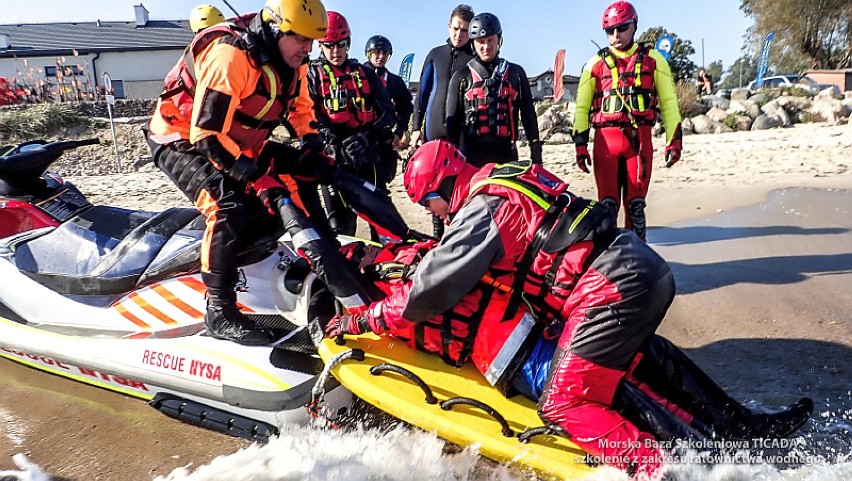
[{"x1": 748, "y1": 74, "x2": 841, "y2": 96}]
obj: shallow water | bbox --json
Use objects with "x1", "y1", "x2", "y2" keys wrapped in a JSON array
[
  {"x1": 143, "y1": 405, "x2": 852, "y2": 481},
  {"x1": 8, "y1": 405, "x2": 847, "y2": 481}
]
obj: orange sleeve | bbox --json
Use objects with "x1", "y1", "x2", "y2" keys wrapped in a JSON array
[
  {"x1": 189, "y1": 40, "x2": 259, "y2": 159},
  {"x1": 287, "y1": 62, "x2": 319, "y2": 139}
]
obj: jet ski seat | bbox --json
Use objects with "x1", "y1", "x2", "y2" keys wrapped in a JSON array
[{"x1": 14, "y1": 205, "x2": 204, "y2": 296}]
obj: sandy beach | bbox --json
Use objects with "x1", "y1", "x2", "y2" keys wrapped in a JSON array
[{"x1": 1, "y1": 122, "x2": 850, "y2": 479}]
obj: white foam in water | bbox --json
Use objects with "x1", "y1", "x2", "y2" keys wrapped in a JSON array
[
  {"x1": 154, "y1": 424, "x2": 529, "y2": 481},
  {"x1": 0, "y1": 454, "x2": 50, "y2": 481},
  {"x1": 2, "y1": 402, "x2": 849, "y2": 481},
  {"x1": 147, "y1": 422, "x2": 850, "y2": 481},
  {"x1": 0, "y1": 406, "x2": 26, "y2": 447}
]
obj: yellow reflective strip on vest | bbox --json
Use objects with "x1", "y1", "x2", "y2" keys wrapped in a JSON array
[
  {"x1": 353, "y1": 69, "x2": 363, "y2": 89},
  {"x1": 470, "y1": 178, "x2": 551, "y2": 210},
  {"x1": 323, "y1": 64, "x2": 341, "y2": 111},
  {"x1": 568, "y1": 201, "x2": 595, "y2": 233},
  {"x1": 603, "y1": 53, "x2": 620, "y2": 94},
  {"x1": 634, "y1": 58, "x2": 643, "y2": 88},
  {"x1": 351, "y1": 69, "x2": 366, "y2": 111},
  {"x1": 256, "y1": 65, "x2": 277, "y2": 119}
]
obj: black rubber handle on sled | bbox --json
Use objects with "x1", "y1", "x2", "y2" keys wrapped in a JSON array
[
  {"x1": 369, "y1": 363, "x2": 438, "y2": 404},
  {"x1": 440, "y1": 397, "x2": 514, "y2": 437},
  {"x1": 518, "y1": 425, "x2": 571, "y2": 443}
]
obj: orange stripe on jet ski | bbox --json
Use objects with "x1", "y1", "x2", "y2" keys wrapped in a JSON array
[
  {"x1": 176, "y1": 277, "x2": 254, "y2": 313},
  {"x1": 114, "y1": 303, "x2": 151, "y2": 329},
  {"x1": 178, "y1": 277, "x2": 207, "y2": 294},
  {"x1": 126, "y1": 332, "x2": 152, "y2": 339},
  {"x1": 128, "y1": 292, "x2": 179, "y2": 325},
  {"x1": 152, "y1": 284, "x2": 204, "y2": 320},
  {"x1": 237, "y1": 303, "x2": 254, "y2": 312}
]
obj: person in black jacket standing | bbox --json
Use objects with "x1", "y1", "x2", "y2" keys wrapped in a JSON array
[
  {"x1": 363, "y1": 35, "x2": 412, "y2": 185},
  {"x1": 445, "y1": 12, "x2": 542, "y2": 168},
  {"x1": 411, "y1": 4, "x2": 474, "y2": 237}
]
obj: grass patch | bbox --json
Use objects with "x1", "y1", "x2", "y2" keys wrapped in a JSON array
[
  {"x1": 723, "y1": 114, "x2": 740, "y2": 130},
  {"x1": 0, "y1": 104, "x2": 93, "y2": 141},
  {"x1": 780, "y1": 86, "x2": 811, "y2": 97}
]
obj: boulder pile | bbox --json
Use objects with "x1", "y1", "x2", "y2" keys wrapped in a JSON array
[{"x1": 532, "y1": 88, "x2": 852, "y2": 143}]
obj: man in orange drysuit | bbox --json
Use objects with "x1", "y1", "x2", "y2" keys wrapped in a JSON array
[{"x1": 146, "y1": 0, "x2": 375, "y2": 345}]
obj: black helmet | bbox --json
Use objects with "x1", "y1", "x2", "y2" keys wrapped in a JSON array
[
  {"x1": 365, "y1": 35, "x2": 393, "y2": 57},
  {"x1": 468, "y1": 13, "x2": 501, "y2": 39}
]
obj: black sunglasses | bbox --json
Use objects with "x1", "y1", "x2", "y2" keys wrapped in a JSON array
[
  {"x1": 321, "y1": 39, "x2": 349, "y2": 49},
  {"x1": 604, "y1": 23, "x2": 633, "y2": 35}
]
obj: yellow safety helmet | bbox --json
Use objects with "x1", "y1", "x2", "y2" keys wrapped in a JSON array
[
  {"x1": 261, "y1": 0, "x2": 328, "y2": 40},
  {"x1": 189, "y1": 4, "x2": 225, "y2": 33}
]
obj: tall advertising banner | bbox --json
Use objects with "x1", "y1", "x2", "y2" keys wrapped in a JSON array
[
  {"x1": 553, "y1": 49, "x2": 566, "y2": 101},
  {"x1": 655, "y1": 35, "x2": 674, "y2": 62},
  {"x1": 754, "y1": 31, "x2": 776, "y2": 89},
  {"x1": 398, "y1": 53, "x2": 415, "y2": 86}
]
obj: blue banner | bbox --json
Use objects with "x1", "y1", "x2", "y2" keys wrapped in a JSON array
[
  {"x1": 754, "y1": 31, "x2": 776, "y2": 89},
  {"x1": 655, "y1": 35, "x2": 674, "y2": 62},
  {"x1": 398, "y1": 53, "x2": 415, "y2": 86}
]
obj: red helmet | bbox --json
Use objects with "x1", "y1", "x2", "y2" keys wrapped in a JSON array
[
  {"x1": 602, "y1": 1, "x2": 638, "y2": 29},
  {"x1": 319, "y1": 11, "x2": 350, "y2": 42},
  {"x1": 404, "y1": 140, "x2": 467, "y2": 205}
]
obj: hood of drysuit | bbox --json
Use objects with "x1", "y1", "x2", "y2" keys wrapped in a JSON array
[
  {"x1": 244, "y1": 13, "x2": 294, "y2": 75},
  {"x1": 447, "y1": 163, "x2": 482, "y2": 216}
]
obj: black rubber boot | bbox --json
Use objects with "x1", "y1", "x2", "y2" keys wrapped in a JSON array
[
  {"x1": 633, "y1": 335, "x2": 813, "y2": 439},
  {"x1": 205, "y1": 294, "x2": 274, "y2": 346},
  {"x1": 746, "y1": 397, "x2": 813, "y2": 438},
  {"x1": 613, "y1": 380, "x2": 710, "y2": 445}
]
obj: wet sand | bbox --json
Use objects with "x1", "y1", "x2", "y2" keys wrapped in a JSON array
[{"x1": 1, "y1": 123, "x2": 851, "y2": 479}]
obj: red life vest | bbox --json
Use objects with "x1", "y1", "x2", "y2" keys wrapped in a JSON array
[
  {"x1": 463, "y1": 59, "x2": 518, "y2": 140},
  {"x1": 314, "y1": 59, "x2": 377, "y2": 129},
  {"x1": 461, "y1": 160, "x2": 618, "y2": 321},
  {"x1": 366, "y1": 241, "x2": 537, "y2": 394},
  {"x1": 590, "y1": 43, "x2": 660, "y2": 127},
  {"x1": 155, "y1": 17, "x2": 297, "y2": 155}
]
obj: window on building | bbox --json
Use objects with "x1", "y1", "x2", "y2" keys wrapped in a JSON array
[
  {"x1": 111, "y1": 80, "x2": 126, "y2": 99},
  {"x1": 44, "y1": 65, "x2": 85, "y2": 77}
]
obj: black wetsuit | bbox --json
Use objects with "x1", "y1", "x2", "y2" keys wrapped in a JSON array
[
  {"x1": 412, "y1": 40, "x2": 475, "y2": 141},
  {"x1": 364, "y1": 63, "x2": 414, "y2": 140}
]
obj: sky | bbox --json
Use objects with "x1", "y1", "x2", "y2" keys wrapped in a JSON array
[{"x1": 2, "y1": 1, "x2": 754, "y2": 79}]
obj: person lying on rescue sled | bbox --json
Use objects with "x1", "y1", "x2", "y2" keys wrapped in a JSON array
[
  {"x1": 146, "y1": 0, "x2": 378, "y2": 346},
  {"x1": 324, "y1": 140, "x2": 814, "y2": 479}
]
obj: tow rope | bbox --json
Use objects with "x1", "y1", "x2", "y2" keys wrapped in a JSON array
[{"x1": 307, "y1": 347, "x2": 365, "y2": 426}]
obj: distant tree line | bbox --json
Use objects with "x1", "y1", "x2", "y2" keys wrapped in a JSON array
[
  {"x1": 742, "y1": 0, "x2": 852, "y2": 71},
  {"x1": 620, "y1": 1, "x2": 852, "y2": 93}
]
